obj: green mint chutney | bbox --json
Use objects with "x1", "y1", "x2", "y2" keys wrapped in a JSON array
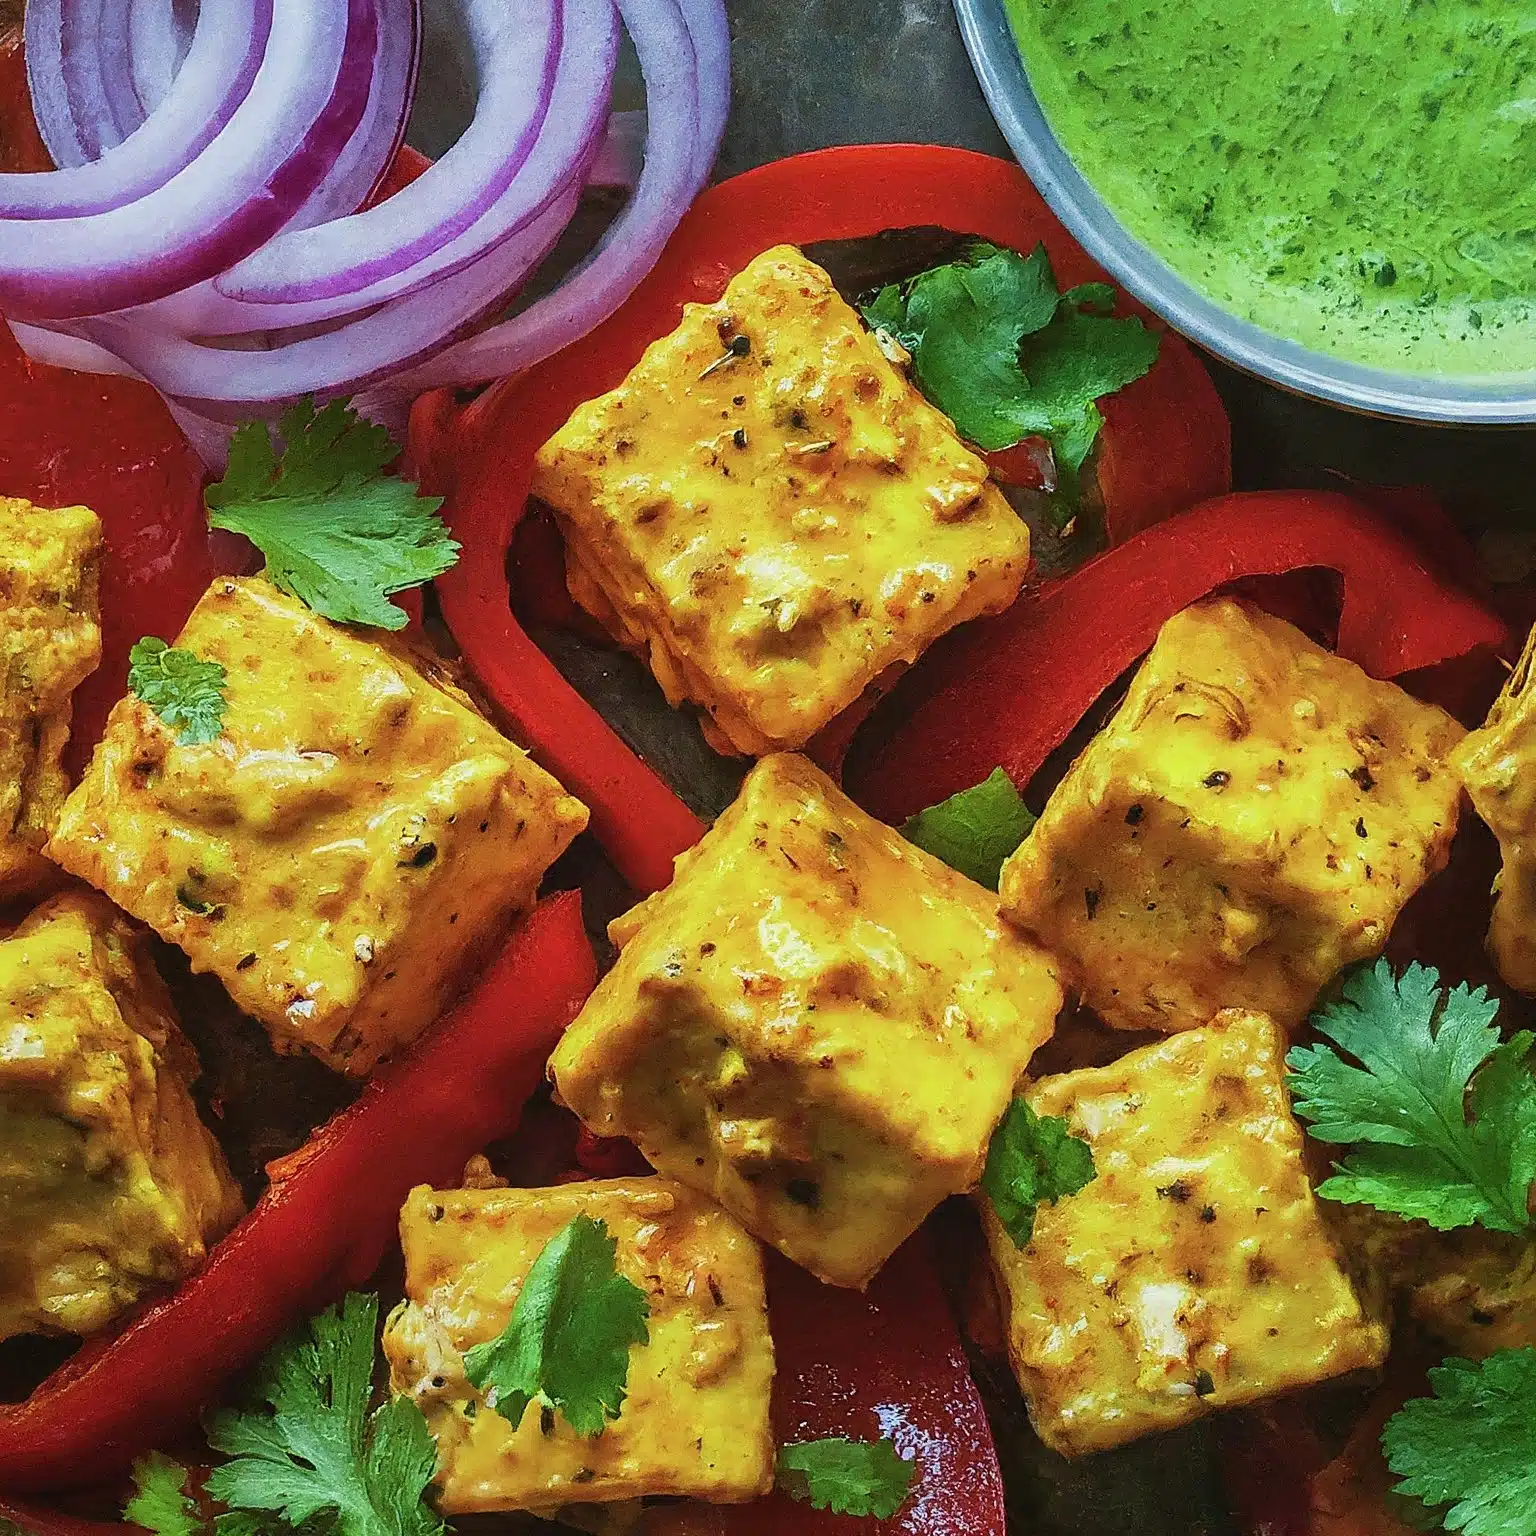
[{"x1": 1004, "y1": 0, "x2": 1536, "y2": 376}]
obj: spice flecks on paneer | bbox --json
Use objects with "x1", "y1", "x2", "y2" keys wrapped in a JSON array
[
  {"x1": 982, "y1": 1009, "x2": 1388, "y2": 1456},
  {"x1": 551, "y1": 753, "x2": 1063, "y2": 1289},
  {"x1": 532, "y1": 244, "x2": 1030, "y2": 756},
  {"x1": 0, "y1": 497, "x2": 102, "y2": 901},
  {"x1": 999, "y1": 597, "x2": 1464, "y2": 1034},
  {"x1": 1455, "y1": 622, "x2": 1536, "y2": 994},
  {"x1": 0, "y1": 889, "x2": 242, "y2": 1342},
  {"x1": 49, "y1": 576, "x2": 589, "y2": 1077},
  {"x1": 381, "y1": 1177, "x2": 774, "y2": 1516}
]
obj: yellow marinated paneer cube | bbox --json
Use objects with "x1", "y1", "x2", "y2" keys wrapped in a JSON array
[
  {"x1": 49, "y1": 576, "x2": 589, "y2": 1076},
  {"x1": 532, "y1": 244, "x2": 1030, "y2": 756},
  {"x1": 1455, "y1": 622, "x2": 1536, "y2": 994},
  {"x1": 999, "y1": 598, "x2": 1464, "y2": 1034},
  {"x1": 982, "y1": 1009, "x2": 1388, "y2": 1456},
  {"x1": 0, "y1": 497, "x2": 102, "y2": 902},
  {"x1": 0, "y1": 889, "x2": 242, "y2": 1341},
  {"x1": 381, "y1": 1177, "x2": 774, "y2": 1516},
  {"x1": 551, "y1": 753, "x2": 1064, "y2": 1289}
]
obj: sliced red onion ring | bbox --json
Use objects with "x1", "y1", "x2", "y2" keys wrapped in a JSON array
[
  {"x1": 128, "y1": 0, "x2": 196, "y2": 114},
  {"x1": 679, "y1": 0, "x2": 729, "y2": 184},
  {"x1": 391, "y1": 0, "x2": 710, "y2": 391},
  {"x1": 0, "y1": 0, "x2": 375, "y2": 319},
  {"x1": 88, "y1": 0, "x2": 148, "y2": 150},
  {"x1": 588, "y1": 108, "x2": 646, "y2": 188},
  {"x1": 218, "y1": 0, "x2": 565, "y2": 306},
  {"x1": 0, "y1": 0, "x2": 273, "y2": 220},
  {"x1": 25, "y1": 0, "x2": 94, "y2": 166}
]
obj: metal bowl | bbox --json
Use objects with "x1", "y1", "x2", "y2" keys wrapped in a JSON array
[{"x1": 952, "y1": 0, "x2": 1536, "y2": 425}]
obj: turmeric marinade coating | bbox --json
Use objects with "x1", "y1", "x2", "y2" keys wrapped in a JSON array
[
  {"x1": 552, "y1": 753, "x2": 1063, "y2": 1289},
  {"x1": 533, "y1": 244, "x2": 1030, "y2": 756},
  {"x1": 50, "y1": 576, "x2": 589, "y2": 1076},
  {"x1": 0, "y1": 890, "x2": 242, "y2": 1342},
  {"x1": 1000, "y1": 598, "x2": 1464, "y2": 1033},
  {"x1": 383, "y1": 1177, "x2": 774, "y2": 1517},
  {"x1": 982, "y1": 1010, "x2": 1389, "y2": 1456},
  {"x1": 0, "y1": 497, "x2": 102, "y2": 902}
]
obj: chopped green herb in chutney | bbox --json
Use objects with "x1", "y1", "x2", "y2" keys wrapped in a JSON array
[{"x1": 1005, "y1": 0, "x2": 1536, "y2": 375}]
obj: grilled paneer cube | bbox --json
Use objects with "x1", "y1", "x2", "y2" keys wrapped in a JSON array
[
  {"x1": 982, "y1": 1010, "x2": 1388, "y2": 1456},
  {"x1": 1455, "y1": 623, "x2": 1536, "y2": 993},
  {"x1": 0, "y1": 498, "x2": 102, "y2": 901},
  {"x1": 551, "y1": 753, "x2": 1063, "y2": 1288},
  {"x1": 1000, "y1": 598, "x2": 1464, "y2": 1034},
  {"x1": 382, "y1": 1177, "x2": 774, "y2": 1516},
  {"x1": 532, "y1": 244, "x2": 1030, "y2": 756},
  {"x1": 0, "y1": 889, "x2": 242, "y2": 1341},
  {"x1": 50, "y1": 576, "x2": 588, "y2": 1076}
]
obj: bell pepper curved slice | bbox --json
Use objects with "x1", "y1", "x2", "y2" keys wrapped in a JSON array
[
  {"x1": 0, "y1": 320, "x2": 215, "y2": 768},
  {"x1": 846, "y1": 489, "x2": 1510, "y2": 825},
  {"x1": 0, "y1": 892, "x2": 595, "y2": 1495},
  {"x1": 422, "y1": 143, "x2": 1230, "y2": 894},
  {"x1": 646, "y1": 1240, "x2": 1006, "y2": 1536}
]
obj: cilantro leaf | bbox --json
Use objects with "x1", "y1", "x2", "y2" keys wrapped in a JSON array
[
  {"x1": 125, "y1": 1452, "x2": 203, "y2": 1536},
  {"x1": 462, "y1": 1214, "x2": 650, "y2": 1438},
  {"x1": 204, "y1": 1292, "x2": 442, "y2": 1536},
  {"x1": 1287, "y1": 961, "x2": 1536, "y2": 1235},
  {"x1": 776, "y1": 1437, "x2": 918, "y2": 1519},
  {"x1": 902, "y1": 767, "x2": 1035, "y2": 889},
  {"x1": 128, "y1": 637, "x2": 228, "y2": 746},
  {"x1": 206, "y1": 398, "x2": 458, "y2": 631},
  {"x1": 983, "y1": 1096, "x2": 1097, "y2": 1247},
  {"x1": 859, "y1": 243, "x2": 1159, "y2": 478},
  {"x1": 1383, "y1": 1347, "x2": 1536, "y2": 1536}
]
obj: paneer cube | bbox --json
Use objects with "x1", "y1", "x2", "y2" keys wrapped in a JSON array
[
  {"x1": 532, "y1": 244, "x2": 1030, "y2": 756},
  {"x1": 0, "y1": 497, "x2": 102, "y2": 901},
  {"x1": 49, "y1": 576, "x2": 589, "y2": 1076},
  {"x1": 381, "y1": 1177, "x2": 774, "y2": 1516},
  {"x1": 999, "y1": 598, "x2": 1464, "y2": 1034},
  {"x1": 982, "y1": 1009, "x2": 1388, "y2": 1456},
  {"x1": 1455, "y1": 623, "x2": 1536, "y2": 993},
  {"x1": 551, "y1": 753, "x2": 1063, "y2": 1288},
  {"x1": 0, "y1": 889, "x2": 242, "y2": 1341}
]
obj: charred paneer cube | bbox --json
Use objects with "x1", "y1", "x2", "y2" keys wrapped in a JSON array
[
  {"x1": 50, "y1": 576, "x2": 588, "y2": 1076},
  {"x1": 0, "y1": 889, "x2": 242, "y2": 1342},
  {"x1": 532, "y1": 244, "x2": 1030, "y2": 756},
  {"x1": 982, "y1": 1009, "x2": 1388, "y2": 1456},
  {"x1": 551, "y1": 753, "x2": 1063, "y2": 1289},
  {"x1": 999, "y1": 598, "x2": 1464, "y2": 1034},
  {"x1": 382, "y1": 1177, "x2": 774, "y2": 1516},
  {"x1": 0, "y1": 497, "x2": 102, "y2": 901},
  {"x1": 1455, "y1": 623, "x2": 1536, "y2": 994}
]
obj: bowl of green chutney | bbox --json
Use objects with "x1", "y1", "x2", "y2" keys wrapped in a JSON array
[{"x1": 953, "y1": 0, "x2": 1536, "y2": 422}]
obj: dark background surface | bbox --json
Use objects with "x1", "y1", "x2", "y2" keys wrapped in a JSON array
[{"x1": 421, "y1": 0, "x2": 1533, "y2": 566}]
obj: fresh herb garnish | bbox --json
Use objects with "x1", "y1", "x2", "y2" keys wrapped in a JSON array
[
  {"x1": 776, "y1": 1436, "x2": 918, "y2": 1519},
  {"x1": 203, "y1": 1292, "x2": 443, "y2": 1536},
  {"x1": 1383, "y1": 1347, "x2": 1536, "y2": 1536},
  {"x1": 124, "y1": 1451, "x2": 202, "y2": 1536},
  {"x1": 128, "y1": 637, "x2": 228, "y2": 746},
  {"x1": 462, "y1": 1214, "x2": 650, "y2": 1438},
  {"x1": 983, "y1": 1096, "x2": 1097, "y2": 1247},
  {"x1": 901, "y1": 766, "x2": 1035, "y2": 890},
  {"x1": 1287, "y1": 961, "x2": 1536, "y2": 1235},
  {"x1": 861, "y1": 242, "x2": 1159, "y2": 491},
  {"x1": 207, "y1": 398, "x2": 458, "y2": 631}
]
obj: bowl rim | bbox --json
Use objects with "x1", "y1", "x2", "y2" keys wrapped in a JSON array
[{"x1": 952, "y1": 0, "x2": 1536, "y2": 426}]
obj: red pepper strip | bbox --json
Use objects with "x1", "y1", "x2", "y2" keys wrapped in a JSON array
[
  {"x1": 0, "y1": 18, "x2": 50, "y2": 175},
  {"x1": 847, "y1": 489, "x2": 1510, "y2": 826},
  {"x1": 646, "y1": 1240, "x2": 1007, "y2": 1536},
  {"x1": 0, "y1": 1496, "x2": 125, "y2": 1536},
  {"x1": 424, "y1": 143, "x2": 1230, "y2": 893},
  {"x1": 0, "y1": 892, "x2": 596, "y2": 1495},
  {"x1": 0, "y1": 320, "x2": 214, "y2": 770}
]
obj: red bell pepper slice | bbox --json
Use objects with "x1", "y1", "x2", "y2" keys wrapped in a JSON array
[
  {"x1": 647, "y1": 1240, "x2": 1006, "y2": 1536},
  {"x1": 847, "y1": 489, "x2": 1510, "y2": 825},
  {"x1": 0, "y1": 320, "x2": 215, "y2": 769},
  {"x1": 420, "y1": 143, "x2": 1230, "y2": 894},
  {"x1": 0, "y1": 892, "x2": 595, "y2": 1495},
  {"x1": 0, "y1": 16, "x2": 49, "y2": 175}
]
